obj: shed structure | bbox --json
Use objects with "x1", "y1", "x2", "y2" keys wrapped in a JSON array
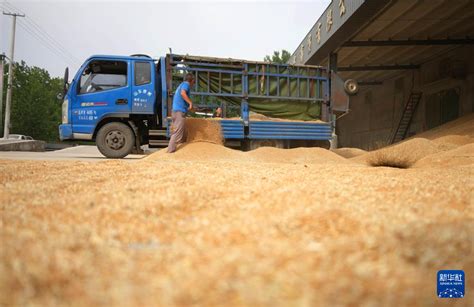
[{"x1": 291, "y1": 0, "x2": 474, "y2": 149}]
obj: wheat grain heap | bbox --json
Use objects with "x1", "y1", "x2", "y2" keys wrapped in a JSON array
[
  {"x1": 183, "y1": 118, "x2": 224, "y2": 145},
  {"x1": 1, "y1": 114, "x2": 473, "y2": 306}
]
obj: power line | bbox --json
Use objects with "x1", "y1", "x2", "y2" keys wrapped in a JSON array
[
  {"x1": 1, "y1": 1, "x2": 80, "y2": 65},
  {"x1": 1, "y1": 1, "x2": 82, "y2": 66},
  {"x1": 17, "y1": 18, "x2": 79, "y2": 66},
  {"x1": 7, "y1": 1, "x2": 82, "y2": 64},
  {"x1": 25, "y1": 19, "x2": 82, "y2": 64},
  {"x1": 15, "y1": 20, "x2": 78, "y2": 67}
]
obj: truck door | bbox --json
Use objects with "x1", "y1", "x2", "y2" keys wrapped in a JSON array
[
  {"x1": 131, "y1": 60, "x2": 155, "y2": 114},
  {"x1": 71, "y1": 59, "x2": 131, "y2": 136}
]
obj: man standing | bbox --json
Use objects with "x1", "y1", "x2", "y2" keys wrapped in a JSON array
[{"x1": 167, "y1": 73, "x2": 195, "y2": 153}]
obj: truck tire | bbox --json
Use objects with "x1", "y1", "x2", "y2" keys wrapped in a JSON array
[{"x1": 96, "y1": 122, "x2": 135, "y2": 158}]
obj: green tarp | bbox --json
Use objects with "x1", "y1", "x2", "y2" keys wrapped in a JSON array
[
  {"x1": 169, "y1": 56, "x2": 325, "y2": 121},
  {"x1": 194, "y1": 72, "x2": 322, "y2": 121}
]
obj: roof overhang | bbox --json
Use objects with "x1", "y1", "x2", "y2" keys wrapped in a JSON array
[
  {"x1": 292, "y1": 0, "x2": 474, "y2": 83},
  {"x1": 290, "y1": 0, "x2": 393, "y2": 65}
]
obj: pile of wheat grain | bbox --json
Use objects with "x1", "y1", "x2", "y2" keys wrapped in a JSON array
[
  {"x1": 332, "y1": 147, "x2": 367, "y2": 159},
  {"x1": 149, "y1": 142, "x2": 349, "y2": 165},
  {"x1": 148, "y1": 142, "x2": 244, "y2": 162},
  {"x1": 415, "y1": 112, "x2": 474, "y2": 139},
  {"x1": 414, "y1": 143, "x2": 474, "y2": 168},
  {"x1": 184, "y1": 118, "x2": 224, "y2": 145},
  {"x1": 155, "y1": 117, "x2": 348, "y2": 164},
  {"x1": 1, "y1": 114, "x2": 474, "y2": 306},
  {"x1": 349, "y1": 113, "x2": 474, "y2": 168},
  {"x1": 161, "y1": 114, "x2": 474, "y2": 169},
  {"x1": 362, "y1": 138, "x2": 446, "y2": 168},
  {"x1": 227, "y1": 113, "x2": 325, "y2": 123},
  {"x1": 247, "y1": 146, "x2": 349, "y2": 164}
]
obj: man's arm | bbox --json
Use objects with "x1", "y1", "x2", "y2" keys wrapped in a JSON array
[{"x1": 181, "y1": 90, "x2": 193, "y2": 111}]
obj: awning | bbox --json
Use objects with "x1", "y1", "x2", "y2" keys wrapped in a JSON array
[{"x1": 291, "y1": 0, "x2": 474, "y2": 83}]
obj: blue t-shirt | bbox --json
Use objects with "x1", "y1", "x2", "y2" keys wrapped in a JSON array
[{"x1": 172, "y1": 81, "x2": 191, "y2": 113}]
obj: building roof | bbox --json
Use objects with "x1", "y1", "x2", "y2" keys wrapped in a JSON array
[{"x1": 291, "y1": 0, "x2": 474, "y2": 83}]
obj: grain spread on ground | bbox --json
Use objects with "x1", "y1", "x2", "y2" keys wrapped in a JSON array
[
  {"x1": 351, "y1": 113, "x2": 474, "y2": 167},
  {"x1": 331, "y1": 147, "x2": 367, "y2": 159},
  {"x1": 1, "y1": 113, "x2": 473, "y2": 306},
  {"x1": 414, "y1": 143, "x2": 474, "y2": 168}
]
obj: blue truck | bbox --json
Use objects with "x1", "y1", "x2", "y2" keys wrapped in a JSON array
[{"x1": 59, "y1": 53, "x2": 356, "y2": 158}]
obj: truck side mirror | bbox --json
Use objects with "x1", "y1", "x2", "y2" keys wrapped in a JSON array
[{"x1": 63, "y1": 67, "x2": 69, "y2": 94}]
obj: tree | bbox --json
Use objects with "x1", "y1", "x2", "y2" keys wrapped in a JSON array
[
  {"x1": 1, "y1": 61, "x2": 63, "y2": 141},
  {"x1": 264, "y1": 50, "x2": 291, "y2": 64}
]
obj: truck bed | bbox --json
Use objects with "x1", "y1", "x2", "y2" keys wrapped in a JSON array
[
  {"x1": 163, "y1": 53, "x2": 328, "y2": 123},
  {"x1": 155, "y1": 117, "x2": 331, "y2": 143},
  {"x1": 152, "y1": 53, "x2": 333, "y2": 148}
]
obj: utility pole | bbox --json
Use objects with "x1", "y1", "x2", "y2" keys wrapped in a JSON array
[
  {"x1": 2, "y1": 12, "x2": 25, "y2": 139},
  {"x1": 0, "y1": 54, "x2": 4, "y2": 134}
]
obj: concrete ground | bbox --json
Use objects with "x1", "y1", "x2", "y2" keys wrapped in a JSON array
[{"x1": 0, "y1": 145, "x2": 147, "y2": 161}]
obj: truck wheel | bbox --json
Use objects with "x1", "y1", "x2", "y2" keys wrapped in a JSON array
[{"x1": 96, "y1": 122, "x2": 135, "y2": 158}]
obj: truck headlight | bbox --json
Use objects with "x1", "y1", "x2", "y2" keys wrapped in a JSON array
[{"x1": 62, "y1": 98, "x2": 69, "y2": 124}]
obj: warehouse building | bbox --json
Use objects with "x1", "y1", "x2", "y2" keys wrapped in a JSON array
[{"x1": 290, "y1": 0, "x2": 474, "y2": 149}]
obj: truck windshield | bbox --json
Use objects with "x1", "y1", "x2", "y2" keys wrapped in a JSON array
[{"x1": 79, "y1": 60, "x2": 127, "y2": 94}]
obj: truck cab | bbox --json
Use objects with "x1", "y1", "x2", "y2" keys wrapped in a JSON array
[{"x1": 59, "y1": 55, "x2": 159, "y2": 158}]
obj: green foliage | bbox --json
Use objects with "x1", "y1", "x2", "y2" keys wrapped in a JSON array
[
  {"x1": 264, "y1": 50, "x2": 291, "y2": 64},
  {"x1": 1, "y1": 61, "x2": 62, "y2": 141}
]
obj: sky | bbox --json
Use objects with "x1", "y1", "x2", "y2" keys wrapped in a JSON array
[{"x1": 0, "y1": 0, "x2": 330, "y2": 77}]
